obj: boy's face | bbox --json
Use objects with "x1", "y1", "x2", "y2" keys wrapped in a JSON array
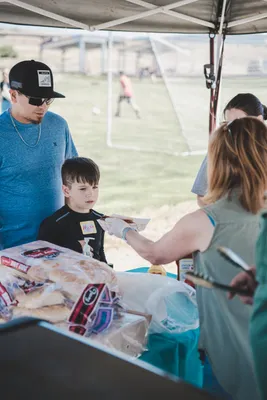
[{"x1": 63, "y1": 180, "x2": 99, "y2": 213}]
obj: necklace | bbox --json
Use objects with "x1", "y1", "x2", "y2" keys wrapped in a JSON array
[{"x1": 9, "y1": 110, "x2": 42, "y2": 148}]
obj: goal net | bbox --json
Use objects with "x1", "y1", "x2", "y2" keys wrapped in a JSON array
[
  {"x1": 108, "y1": 33, "x2": 267, "y2": 156},
  {"x1": 108, "y1": 33, "x2": 210, "y2": 156}
]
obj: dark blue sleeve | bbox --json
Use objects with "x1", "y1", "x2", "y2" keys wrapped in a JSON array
[{"x1": 37, "y1": 218, "x2": 60, "y2": 245}]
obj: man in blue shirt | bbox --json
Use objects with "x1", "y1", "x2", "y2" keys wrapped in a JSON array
[{"x1": 0, "y1": 59, "x2": 78, "y2": 249}]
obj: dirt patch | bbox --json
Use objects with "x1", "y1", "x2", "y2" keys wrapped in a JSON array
[{"x1": 105, "y1": 200, "x2": 198, "y2": 274}]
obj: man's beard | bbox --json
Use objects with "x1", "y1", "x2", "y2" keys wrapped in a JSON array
[{"x1": 28, "y1": 115, "x2": 44, "y2": 124}]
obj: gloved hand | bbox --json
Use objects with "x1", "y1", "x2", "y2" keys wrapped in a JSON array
[{"x1": 105, "y1": 218, "x2": 133, "y2": 239}]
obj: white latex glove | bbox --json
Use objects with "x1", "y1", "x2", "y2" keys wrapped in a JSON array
[{"x1": 105, "y1": 218, "x2": 132, "y2": 239}]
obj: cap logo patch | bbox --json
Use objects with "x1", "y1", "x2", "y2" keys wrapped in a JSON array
[
  {"x1": 37, "y1": 70, "x2": 52, "y2": 87},
  {"x1": 11, "y1": 80, "x2": 22, "y2": 89}
]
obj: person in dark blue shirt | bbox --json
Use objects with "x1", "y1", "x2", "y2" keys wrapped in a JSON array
[{"x1": 38, "y1": 157, "x2": 107, "y2": 263}]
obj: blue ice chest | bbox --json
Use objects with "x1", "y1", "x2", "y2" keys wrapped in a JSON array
[{"x1": 126, "y1": 267, "x2": 203, "y2": 388}]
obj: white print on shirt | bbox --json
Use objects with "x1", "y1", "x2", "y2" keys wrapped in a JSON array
[
  {"x1": 80, "y1": 220, "x2": 97, "y2": 235},
  {"x1": 37, "y1": 70, "x2": 52, "y2": 87},
  {"x1": 78, "y1": 239, "x2": 94, "y2": 257}
]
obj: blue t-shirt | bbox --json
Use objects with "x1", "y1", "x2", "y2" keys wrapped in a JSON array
[{"x1": 0, "y1": 110, "x2": 78, "y2": 249}]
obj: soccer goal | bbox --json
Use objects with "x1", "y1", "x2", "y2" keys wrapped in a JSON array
[{"x1": 106, "y1": 32, "x2": 210, "y2": 156}]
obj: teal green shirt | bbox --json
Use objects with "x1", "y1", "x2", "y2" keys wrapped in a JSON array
[
  {"x1": 250, "y1": 212, "x2": 267, "y2": 400},
  {"x1": 195, "y1": 192, "x2": 260, "y2": 400}
]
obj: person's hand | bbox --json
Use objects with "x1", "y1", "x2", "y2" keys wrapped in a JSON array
[
  {"x1": 228, "y1": 267, "x2": 257, "y2": 305},
  {"x1": 105, "y1": 218, "x2": 132, "y2": 239}
]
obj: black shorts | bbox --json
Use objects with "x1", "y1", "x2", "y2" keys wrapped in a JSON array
[{"x1": 119, "y1": 95, "x2": 132, "y2": 103}]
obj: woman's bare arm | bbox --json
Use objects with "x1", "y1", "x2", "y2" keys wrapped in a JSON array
[{"x1": 124, "y1": 209, "x2": 214, "y2": 264}]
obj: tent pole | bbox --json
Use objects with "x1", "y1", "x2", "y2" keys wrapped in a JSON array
[
  {"x1": 214, "y1": 0, "x2": 227, "y2": 126},
  {"x1": 215, "y1": 34, "x2": 222, "y2": 126},
  {"x1": 213, "y1": 33, "x2": 226, "y2": 125},
  {"x1": 101, "y1": 43, "x2": 107, "y2": 75},
  {"x1": 107, "y1": 31, "x2": 113, "y2": 148},
  {"x1": 208, "y1": 35, "x2": 215, "y2": 135},
  {"x1": 79, "y1": 36, "x2": 86, "y2": 74}
]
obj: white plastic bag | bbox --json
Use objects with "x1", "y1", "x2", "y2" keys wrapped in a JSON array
[{"x1": 117, "y1": 272, "x2": 199, "y2": 334}]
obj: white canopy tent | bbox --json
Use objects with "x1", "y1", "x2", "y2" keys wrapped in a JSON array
[
  {"x1": 0, "y1": 0, "x2": 267, "y2": 34},
  {"x1": 1, "y1": 0, "x2": 267, "y2": 149}
]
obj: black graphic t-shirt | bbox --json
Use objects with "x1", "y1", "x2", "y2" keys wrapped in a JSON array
[{"x1": 38, "y1": 205, "x2": 107, "y2": 262}]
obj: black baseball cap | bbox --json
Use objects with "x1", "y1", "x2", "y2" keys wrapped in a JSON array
[{"x1": 9, "y1": 60, "x2": 65, "y2": 99}]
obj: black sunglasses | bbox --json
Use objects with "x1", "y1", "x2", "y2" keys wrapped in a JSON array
[{"x1": 19, "y1": 92, "x2": 54, "y2": 106}]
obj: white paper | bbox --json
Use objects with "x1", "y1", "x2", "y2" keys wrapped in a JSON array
[{"x1": 97, "y1": 214, "x2": 150, "y2": 232}]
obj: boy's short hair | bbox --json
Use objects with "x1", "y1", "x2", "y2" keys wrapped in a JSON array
[{"x1": 61, "y1": 157, "x2": 100, "y2": 187}]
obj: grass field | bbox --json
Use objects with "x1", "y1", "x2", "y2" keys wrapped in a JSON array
[
  {"x1": 50, "y1": 74, "x2": 204, "y2": 216},
  {"x1": 50, "y1": 74, "x2": 267, "y2": 217}
]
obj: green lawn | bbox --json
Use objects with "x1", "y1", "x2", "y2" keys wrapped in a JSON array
[{"x1": 50, "y1": 74, "x2": 267, "y2": 215}]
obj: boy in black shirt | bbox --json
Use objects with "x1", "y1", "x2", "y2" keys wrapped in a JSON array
[{"x1": 38, "y1": 157, "x2": 107, "y2": 263}]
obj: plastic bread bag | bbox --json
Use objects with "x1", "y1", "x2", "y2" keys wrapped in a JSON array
[
  {"x1": 0, "y1": 276, "x2": 71, "y2": 324},
  {"x1": 89, "y1": 311, "x2": 149, "y2": 358},
  {"x1": 14, "y1": 282, "x2": 65, "y2": 309},
  {"x1": 0, "y1": 241, "x2": 119, "y2": 325},
  {"x1": 57, "y1": 309, "x2": 149, "y2": 358},
  {"x1": 0, "y1": 271, "x2": 46, "y2": 319},
  {"x1": 116, "y1": 272, "x2": 199, "y2": 335},
  {"x1": 12, "y1": 304, "x2": 71, "y2": 323},
  {"x1": 2, "y1": 270, "x2": 124, "y2": 341},
  {"x1": 0, "y1": 274, "x2": 20, "y2": 320},
  {"x1": 0, "y1": 242, "x2": 150, "y2": 356},
  {"x1": 0, "y1": 241, "x2": 118, "y2": 294},
  {"x1": 65, "y1": 283, "x2": 121, "y2": 337},
  {"x1": 97, "y1": 214, "x2": 150, "y2": 232},
  {"x1": 7, "y1": 280, "x2": 122, "y2": 337}
]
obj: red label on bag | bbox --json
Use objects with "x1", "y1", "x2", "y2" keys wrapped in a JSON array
[
  {"x1": 22, "y1": 247, "x2": 61, "y2": 259},
  {"x1": 68, "y1": 284, "x2": 106, "y2": 329},
  {"x1": 1, "y1": 256, "x2": 30, "y2": 274},
  {"x1": 69, "y1": 325, "x2": 86, "y2": 336},
  {"x1": 0, "y1": 283, "x2": 16, "y2": 306},
  {"x1": 19, "y1": 280, "x2": 44, "y2": 294}
]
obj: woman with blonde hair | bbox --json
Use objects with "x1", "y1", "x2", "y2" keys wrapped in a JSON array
[{"x1": 106, "y1": 117, "x2": 267, "y2": 400}]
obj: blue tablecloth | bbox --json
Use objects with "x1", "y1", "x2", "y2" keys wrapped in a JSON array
[{"x1": 126, "y1": 267, "x2": 203, "y2": 388}]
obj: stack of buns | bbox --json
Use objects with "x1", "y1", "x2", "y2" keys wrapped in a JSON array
[
  {"x1": 0, "y1": 241, "x2": 118, "y2": 325},
  {"x1": 0, "y1": 241, "x2": 149, "y2": 357}
]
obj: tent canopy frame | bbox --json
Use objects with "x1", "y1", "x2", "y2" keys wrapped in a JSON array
[{"x1": 2, "y1": 0, "x2": 267, "y2": 34}]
